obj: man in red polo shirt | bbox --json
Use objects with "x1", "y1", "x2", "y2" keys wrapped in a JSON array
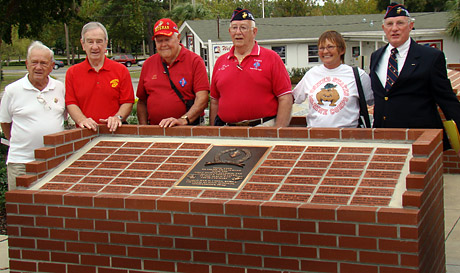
[
  {"x1": 136, "y1": 18, "x2": 209, "y2": 127},
  {"x1": 210, "y1": 8, "x2": 293, "y2": 127},
  {"x1": 65, "y1": 22, "x2": 134, "y2": 132}
]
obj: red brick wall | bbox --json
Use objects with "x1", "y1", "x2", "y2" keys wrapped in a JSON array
[{"x1": 6, "y1": 126, "x2": 446, "y2": 273}]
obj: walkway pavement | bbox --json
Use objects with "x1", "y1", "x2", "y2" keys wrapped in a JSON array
[
  {"x1": 446, "y1": 174, "x2": 460, "y2": 273},
  {"x1": 0, "y1": 174, "x2": 459, "y2": 272}
]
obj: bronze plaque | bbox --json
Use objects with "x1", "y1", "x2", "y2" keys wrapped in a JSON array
[{"x1": 176, "y1": 146, "x2": 270, "y2": 189}]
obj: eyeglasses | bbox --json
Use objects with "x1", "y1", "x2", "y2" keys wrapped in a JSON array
[
  {"x1": 37, "y1": 93, "x2": 51, "y2": 110},
  {"x1": 229, "y1": 25, "x2": 253, "y2": 33},
  {"x1": 30, "y1": 60, "x2": 50, "y2": 67},
  {"x1": 318, "y1": 45, "x2": 337, "y2": 52},
  {"x1": 84, "y1": 39, "x2": 105, "y2": 46},
  {"x1": 383, "y1": 20, "x2": 410, "y2": 28}
]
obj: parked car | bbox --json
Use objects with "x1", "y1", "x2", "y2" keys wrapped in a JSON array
[
  {"x1": 53, "y1": 60, "x2": 65, "y2": 70},
  {"x1": 137, "y1": 60, "x2": 145, "y2": 67},
  {"x1": 111, "y1": 54, "x2": 136, "y2": 67}
]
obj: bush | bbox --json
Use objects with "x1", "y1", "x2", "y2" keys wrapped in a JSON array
[
  {"x1": 126, "y1": 100, "x2": 139, "y2": 125},
  {"x1": 2, "y1": 61, "x2": 26, "y2": 67},
  {"x1": 289, "y1": 67, "x2": 311, "y2": 85}
]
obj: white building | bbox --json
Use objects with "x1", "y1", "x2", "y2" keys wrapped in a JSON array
[{"x1": 178, "y1": 12, "x2": 460, "y2": 75}]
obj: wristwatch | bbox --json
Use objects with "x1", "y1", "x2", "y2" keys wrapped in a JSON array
[
  {"x1": 180, "y1": 115, "x2": 190, "y2": 125},
  {"x1": 116, "y1": 115, "x2": 123, "y2": 120}
]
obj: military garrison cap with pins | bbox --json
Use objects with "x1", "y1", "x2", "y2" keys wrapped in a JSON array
[
  {"x1": 384, "y1": 2, "x2": 410, "y2": 19},
  {"x1": 230, "y1": 8, "x2": 255, "y2": 22}
]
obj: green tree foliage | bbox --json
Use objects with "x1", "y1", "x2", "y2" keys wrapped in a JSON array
[
  {"x1": 376, "y1": 0, "x2": 447, "y2": 12},
  {"x1": 1, "y1": 27, "x2": 31, "y2": 64},
  {"x1": 447, "y1": 0, "x2": 460, "y2": 41},
  {"x1": 95, "y1": 0, "x2": 165, "y2": 55},
  {"x1": 0, "y1": 0, "x2": 80, "y2": 44},
  {"x1": 200, "y1": 0, "x2": 268, "y2": 19},
  {"x1": 0, "y1": 0, "x2": 80, "y2": 82},
  {"x1": 102, "y1": 0, "x2": 145, "y2": 53},
  {"x1": 321, "y1": 0, "x2": 379, "y2": 15},
  {"x1": 170, "y1": 3, "x2": 213, "y2": 25},
  {"x1": 272, "y1": 0, "x2": 321, "y2": 17}
]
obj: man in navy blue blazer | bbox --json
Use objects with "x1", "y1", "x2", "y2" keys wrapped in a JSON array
[{"x1": 369, "y1": 2, "x2": 460, "y2": 150}]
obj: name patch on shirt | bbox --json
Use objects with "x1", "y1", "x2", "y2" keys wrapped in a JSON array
[{"x1": 218, "y1": 64, "x2": 230, "y2": 71}]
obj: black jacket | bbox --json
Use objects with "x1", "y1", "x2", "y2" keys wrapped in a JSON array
[{"x1": 370, "y1": 39, "x2": 460, "y2": 149}]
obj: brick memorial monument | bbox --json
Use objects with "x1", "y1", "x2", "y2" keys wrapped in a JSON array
[{"x1": 5, "y1": 125, "x2": 446, "y2": 273}]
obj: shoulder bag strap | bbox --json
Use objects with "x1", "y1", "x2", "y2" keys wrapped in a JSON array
[
  {"x1": 162, "y1": 62, "x2": 186, "y2": 105},
  {"x1": 352, "y1": 66, "x2": 371, "y2": 128}
]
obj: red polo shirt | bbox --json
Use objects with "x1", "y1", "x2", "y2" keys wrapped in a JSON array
[
  {"x1": 136, "y1": 45, "x2": 210, "y2": 125},
  {"x1": 210, "y1": 42, "x2": 292, "y2": 123},
  {"x1": 65, "y1": 57, "x2": 135, "y2": 123}
]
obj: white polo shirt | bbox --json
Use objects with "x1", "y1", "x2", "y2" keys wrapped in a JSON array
[{"x1": 0, "y1": 75, "x2": 66, "y2": 163}]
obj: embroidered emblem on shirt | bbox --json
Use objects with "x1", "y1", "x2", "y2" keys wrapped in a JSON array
[
  {"x1": 250, "y1": 59, "x2": 262, "y2": 71},
  {"x1": 110, "y1": 79, "x2": 119, "y2": 88},
  {"x1": 152, "y1": 74, "x2": 157, "y2": 80},
  {"x1": 179, "y1": 78, "x2": 187, "y2": 87},
  {"x1": 54, "y1": 98, "x2": 58, "y2": 103}
]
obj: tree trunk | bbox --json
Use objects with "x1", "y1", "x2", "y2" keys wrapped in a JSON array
[{"x1": 65, "y1": 23, "x2": 70, "y2": 66}]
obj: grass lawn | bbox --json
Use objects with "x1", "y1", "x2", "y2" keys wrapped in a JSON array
[
  {"x1": 1, "y1": 73, "x2": 24, "y2": 91},
  {"x1": 130, "y1": 70, "x2": 141, "y2": 78}
]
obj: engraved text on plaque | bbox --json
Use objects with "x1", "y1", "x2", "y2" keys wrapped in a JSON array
[{"x1": 176, "y1": 145, "x2": 269, "y2": 189}]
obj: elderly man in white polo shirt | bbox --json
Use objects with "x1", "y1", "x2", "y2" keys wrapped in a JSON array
[{"x1": 0, "y1": 41, "x2": 66, "y2": 190}]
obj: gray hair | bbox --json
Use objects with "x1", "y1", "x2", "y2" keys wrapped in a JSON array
[
  {"x1": 382, "y1": 17, "x2": 415, "y2": 24},
  {"x1": 229, "y1": 20, "x2": 256, "y2": 28},
  {"x1": 27, "y1": 41, "x2": 54, "y2": 61},
  {"x1": 81, "y1": 22, "x2": 108, "y2": 41}
]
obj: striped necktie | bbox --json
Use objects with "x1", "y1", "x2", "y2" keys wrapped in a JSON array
[{"x1": 385, "y1": 48, "x2": 398, "y2": 92}]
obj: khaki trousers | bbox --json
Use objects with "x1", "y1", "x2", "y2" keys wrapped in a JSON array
[{"x1": 7, "y1": 163, "x2": 26, "y2": 190}]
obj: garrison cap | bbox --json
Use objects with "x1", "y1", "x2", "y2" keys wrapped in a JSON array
[
  {"x1": 230, "y1": 8, "x2": 255, "y2": 22},
  {"x1": 384, "y1": 2, "x2": 410, "y2": 19}
]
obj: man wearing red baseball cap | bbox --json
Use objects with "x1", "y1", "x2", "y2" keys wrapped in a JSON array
[{"x1": 136, "y1": 18, "x2": 209, "y2": 127}]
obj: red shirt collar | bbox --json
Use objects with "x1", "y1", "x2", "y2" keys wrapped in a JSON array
[
  {"x1": 228, "y1": 41, "x2": 260, "y2": 60},
  {"x1": 83, "y1": 56, "x2": 111, "y2": 72}
]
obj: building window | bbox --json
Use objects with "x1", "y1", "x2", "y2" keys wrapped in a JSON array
[
  {"x1": 308, "y1": 45, "x2": 319, "y2": 63},
  {"x1": 272, "y1": 46, "x2": 286, "y2": 64},
  {"x1": 201, "y1": 47, "x2": 208, "y2": 67},
  {"x1": 352, "y1": 46, "x2": 360, "y2": 57}
]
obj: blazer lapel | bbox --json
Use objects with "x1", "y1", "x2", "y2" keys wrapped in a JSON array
[
  {"x1": 370, "y1": 45, "x2": 387, "y2": 73},
  {"x1": 370, "y1": 45, "x2": 387, "y2": 92},
  {"x1": 393, "y1": 39, "x2": 420, "y2": 88}
]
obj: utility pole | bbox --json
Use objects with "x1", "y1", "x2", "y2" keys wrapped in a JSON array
[{"x1": 262, "y1": 0, "x2": 265, "y2": 18}]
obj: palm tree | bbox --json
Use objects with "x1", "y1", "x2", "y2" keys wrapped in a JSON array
[
  {"x1": 169, "y1": 3, "x2": 211, "y2": 26},
  {"x1": 447, "y1": 0, "x2": 460, "y2": 40}
]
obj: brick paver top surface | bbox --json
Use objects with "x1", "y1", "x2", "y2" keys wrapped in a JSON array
[{"x1": 32, "y1": 137, "x2": 412, "y2": 208}]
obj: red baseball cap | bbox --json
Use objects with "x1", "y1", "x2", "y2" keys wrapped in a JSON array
[{"x1": 153, "y1": 18, "x2": 179, "y2": 39}]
